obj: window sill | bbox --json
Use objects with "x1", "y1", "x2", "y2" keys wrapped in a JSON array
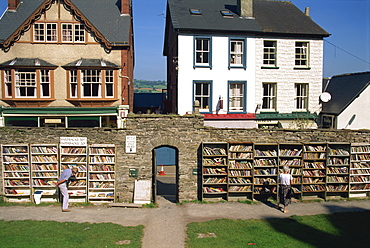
[
  {"x1": 229, "y1": 66, "x2": 246, "y2": 70},
  {"x1": 261, "y1": 66, "x2": 279, "y2": 69},
  {"x1": 194, "y1": 65, "x2": 212, "y2": 69},
  {"x1": 294, "y1": 67, "x2": 311, "y2": 70}
]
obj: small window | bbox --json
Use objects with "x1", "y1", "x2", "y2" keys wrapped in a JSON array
[
  {"x1": 34, "y1": 23, "x2": 45, "y2": 42},
  {"x1": 295, "y1": 42, "x2": 309, "y2": 67},
  {"x1": 194, "y1": 81, "x2": 211, "y2": 112},
  {"x1": 105, "y1": 70, "x2": 114, "y2": 98},
  {"x1": 295, "y1": 83, "x2": 308, "y2": 110},
  {"x1": 46, "y1": 23, "x2": 57, "y2": 42},
  {"x1": 229, "y1": 82, "x2": 245, "y2": 112},
  {"x1": 263, "y1": 41, "x2": 277, "y2": 66},
  {"x1": 190, "y1": 9, "x2": 202, "y2": 15},
  {"x1": 221, "y1": 10, "x2": 233, "y2": 17},
  {"x1": 262, "y1": 83, "x2": 276, "y2": 110},
  {"x1": 195, "y1": 37, "x2": 211, "y2": 67},
  {"x1": 230, "y1": 39, "x2": 245, "y2": 67},
  {"x1": 40, "y1": 70, "x2": 50, "y2": 97}
]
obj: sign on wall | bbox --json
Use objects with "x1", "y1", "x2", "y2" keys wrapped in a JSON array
[
  {"x1": 126, "y1": 135, "x2": 136, "y2": 153},
  {"x1": 133, "y1": 180, "x2": 151, "y2": 204},
  {"x1": 60, "y1": 137, "x2": 87, "y2": 146}
]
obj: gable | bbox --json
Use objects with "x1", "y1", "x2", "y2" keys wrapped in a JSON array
[{"x1": 0, "y1": 0, "x2": 131, "y2": 49}]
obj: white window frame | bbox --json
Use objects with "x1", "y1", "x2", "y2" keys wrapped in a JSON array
[
  {"x1": 194, "y1": 81, "x2": 212, "y2": 112},
  {"x1": 74, "y1": 24, "x2": 85, "y2": 43},
  {"x1": 34, "y1": 23, "x2": 45, "y2": 42},
  {"x1": 229, "y1": 39, "x2": 245, "y2": 68},
  {"x1": 69, "y1": 70, "x2": 78, "y2": 98},
  {"x1": 295, "y1": 83, "x2": 308, "y2": 110},
  {"x1": 262, "y1": 83, "x2": 276, "y2": 110},
  {"x1": 40, "y1": 70, "x2": 50, "y2": 98},
  {"x1": 46, "y1": 23, "x2": 57, "y2": 42},
  {"x1": 15, "y1": 70, "x2": 37, "y2": 98},
  {"x1": 228, "y1": 82, "x2": 245, "y2": 112},
  {"x1": 295, "y1": 42, "x2": 309, "y2": 67},
  {"x1": 81, "y1": 70, "x2": 102, "y2": 98},
  {"x1": 62, "y1": 23, "x2": 73, "y2": 42},
  {"x1": 105, "y1": 70, "x2": 114, "y2": 98},
  {"x1": 263, "y1": 41, "x2": 277, "y2": 66},
  {"x1": 194, "y1": 37, "x2": 211, "y2": 67},
  {"x1": 4, "y1": 70, "x2": 12, "y2": 97}
]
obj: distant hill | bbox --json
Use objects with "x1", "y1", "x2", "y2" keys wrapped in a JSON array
[{"x1": 134, "y1": 79, "x2": 166, "y2": 93}]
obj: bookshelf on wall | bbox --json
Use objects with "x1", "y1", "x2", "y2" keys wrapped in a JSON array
[
  {"x1": 278, "y1": 143, "x2": 303, "y2": 199},
  {"x1": 326, "y1": 143, "x2": 350, "y2": 199},
  {"x1": 60, "y1": 144, "x2": 88, "y2": 202},
  {"x1": 302, "y1": 143, "x2": 327, "y2": 200},
  {"x1": 350, "y1": 143, "x2": 370, "y2": 198},
  {"x1": 253, "y1": 144, "x2": 278, "y2": 199},
  {"x1": 228, "y1": 143, "x2": 254, "y2": 201},
  {"x1": 2, "y1": 144, "x2": 31, "y2": 202},
  {"x1": 88, "y1": 144, "x2": 116, "y2": 203},
  {"x1": 30, "y1": 144, "x2": 59, "y2": 203},
  {"x1": 201, "y1": 143, "x2": 228, "y2": 201}
]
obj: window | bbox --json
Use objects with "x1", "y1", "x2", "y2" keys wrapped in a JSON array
[
  {"x1": 194, "y1": 81, "x2": 211, "y2": 112},
  {"x1": 74, "y1": 24, "x2": 85, "y2": 42},
  {"x1": 295, "y1": 83, "x2": 308, "y2": 110},
  {"x1": 229, "y1": 82, "x2": 245, "y2": 112},
  {"x1": 82, "y1": 70, "x2": 101, "y2": 97},
  {"x1": 46, "y1": 23, "x2": 57, "y2": 42},
  {"x1": 263, "y1": 41, "x2": 276, "y2": 66},
  {"x1": 195, "y1": 37, "x2": 211, "y2": 67},
  {"x1": 67, "y1": 68, "x2": 117, "y2": 99},
  {"x1": 62, "y1": 24, "x2": 73, "y2": 42},
  {"x1": 262, "y1": 83, "x2": 276, "y2": 110},
  {"x1": 15, "y1": 70, "x2": 36, "y2": 97},
  {"x1": 4, "y1": 70, "x2": 12, "y2": 97},
  {"x1": 34, "y1": 23, "x2": 45, "y2": 42},
  {"x1": 295, "y1": 42, "x2": 309, "y2": 67},
  {"x1": 40, "y1": 70, "x2": 50, "y2": 97},
  {"x1": 230, "y1": 39, "x2": 245, "y2": 68},
  {"x1": 105, "y1": 70, "x2": 114, "y2": 97}
]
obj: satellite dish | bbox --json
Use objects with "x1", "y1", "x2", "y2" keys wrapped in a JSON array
[{"x1": 320, "y1": 92, "x2": 331, "y2": 102}]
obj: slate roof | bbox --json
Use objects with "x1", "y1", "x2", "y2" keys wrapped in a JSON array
[
  {"x1": 62, "y1": 58, "x2": 120, "y2": 69},
  {"x1": 0, "y1": 58, "x2": 57, "y2": 68},
  {"x1": 0, "y1": 0, "x2": 131, "y2": 46},
  {"x1": 167, "y1": 0, "x2": 329, "y2": 37},
  {"x1": 322, "y1": 72, "x2": 370, "y2": 115}
]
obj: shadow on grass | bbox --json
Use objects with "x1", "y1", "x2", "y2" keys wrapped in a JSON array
[{"x1": 267, "y1": 205, "x2": 370, "y2": 248}]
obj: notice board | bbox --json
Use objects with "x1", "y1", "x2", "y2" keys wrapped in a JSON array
[{"x1": 134, "y1": 180, "x2": 151, "y2": 204}]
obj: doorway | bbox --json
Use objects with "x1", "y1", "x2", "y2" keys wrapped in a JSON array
[{"x1": 152, "y1": 146, "x2": 178, "y2": 203}]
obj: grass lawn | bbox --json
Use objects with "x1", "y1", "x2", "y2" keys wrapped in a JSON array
[
  {"x1": 186, "y1": 211, "x2": 370, "y2": 248},
  {"x1": 0, "y1": 220, "x2": 143, "y2": 248}
]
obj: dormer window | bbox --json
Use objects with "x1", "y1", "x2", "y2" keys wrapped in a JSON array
[{"x1": 190, "y1": 9, "x2": 202, "y2": 15}]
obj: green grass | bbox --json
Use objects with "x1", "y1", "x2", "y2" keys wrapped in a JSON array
[
  {"x1": 186, "y1": 211, "x2": 370, "y2": 248},
  {"x1": 0, "y1": 220, "x2": 143, "y2": 248}
]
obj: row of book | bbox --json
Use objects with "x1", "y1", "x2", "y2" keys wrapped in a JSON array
[
  {"x1": 61, "y1": 147, "x2": 86, "y2": 154},
  {"x1": 229, "y1": 186, "x2": 252, "y2": 192},
  {"x1": 4, "y1": 172, "x2": 29, "y2": 177},
  {"x1": 280, "y1": 159, "x2": 301, "y2": 166},
  {"x1": 203, "y1": 177, "x2": 227, "y2": 184},
  {"x1": 328, "y1": 148, "x2": 350, "y2": 156},
  {"x1": 255, "y1": 149, "x2": 277, "y2": 157},
  {"x1": 303, "y1": 170, "x2": 325, "y2": 177},
  {"x1": 2, "y1": 147, "x2": 28, "y2": 154},
  {"x1": 303, "y1": 153, "x2": 326, "y2": 159},
  {"x1": 32, "y1": 155, "x2": 58, "y2": 162},
  {"x1": 228, "y1": 161, "x2": 253, "y2": 169},
  {"x1": 328, "y1": 158, "x2": 349, "y2": 165},
  {"x1": 229, "y1": 170, "x2": 251, "y2": 177},
  {"x1": 89, "y1": 182, "x2": 114, "y2": 188},
  {"x1": 254, "y1": 159, "x2": 277, "y2": 166},
  {"x1": 254, "y1": 186, "x2": 277, "y2": 194},
  {"x1": 254, "y1": 168, "x2": 277, "y2": 176},
  {"x1": 254, "y1": 177, "x2": 276, "y2": 185},
  {"x1": 351, "y1": 154, "x2": 370, "y2": 161},
  {"x1": 31, "y1": 146, "x2": 58, "y2": 154},
  {"x1": 351, "y1": 162, "x2": 370, "y2": 169},
  {"x1": 32, "y1": 172, "x2": 58, "y2": 177},
  {"x1": 89, "y1": 165, "x2": 114, "y2": 172},
  {"x1": 279, "y1": 149, "x2": 302, "y2": 156},
  {"x1": 203, "y1": 168, "x2": 227, "y2": 175},
  {"x1": 203, "y1": 147, "x2": 227, "y2": 156},
  {"x1": 302, "y1": 185, "x2": 325, "y2": 191},
  {"x1": 304, "y1": 146, "x2": 327, "y2": 152},
  {"x1": 229, "y1": 153, "x2": 253, "y2": 159},
  {"x1": 326, "y1": 185, "x2": 348, "y2": 191},
  {"x1": 61, "y1": 156, "x2": 86, "y2": 162},
  {"x1": 350, "y1": 169, "x2": 370, "y2": 174},
  {"x1": 32, "y1": 179, "x2": 57, "y2": 186},
  {"x1": 350, "y1": 176, "x2": 370, "y2": 183},
  {"x1": 31, "y1": 164, "x2": 58, "y2": 171},
  {"x1": 4, "y1": 164, "x2": 30, "y2": 171},
  {"x1": 5, "y1": 179, "x2": 30, "y2": 186},
  {"x1": 203, "y1": 187, "x2": 226, "y2": 193},
  {"x1": 351, "y1": 146, "x2": 370, "y2": 153},
  {"x1": 89, "y1": 156, "x2": 115, "y2": 163},
  {"x1": 327, "y1": 167, "x2": 348, "y2": 174},
  {"x1": 229, "y1": 178, "x2": 251, "y2": 184},
  {"x1": 3, "y1": 156, "x2": 28, "y2": 162},
  {"x1": 203, "y1": 158, "x2": 227, "y2": 165},
  {"x1": 350, "y1": 184, "x2": 370, "y2": 190},
  {"x1": 89, "y1": 192, "x2": 114, "y2": 198},
  {"x1": 303, "y1": 162, "x2": 325, "y2": 169},
  {"x1": 327, "y1": 176, "x2": 348, "y2": 183},
  {"x1": 89, "y1": 148, "x2": 115, "y2": 154},
  {"x1": 229, "y1": 145, "x2": 253, "y2": 152},
  {"x1": 89, "y1": 174, "x2": 115, "y2": 180},
  {"x1": 303, "y1": 178, "x2": 324, "y2": 184}
]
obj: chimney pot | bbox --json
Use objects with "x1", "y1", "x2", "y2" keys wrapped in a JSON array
[
  {"x1": 305, "y1": 7, "x2": 310, "y2": 17},
  {"x1": 121, "y1": 0, "x2": 130, "y2": 15},
  {"x1": 8, "y1": 0, "x2": 21, "y2": 11}
]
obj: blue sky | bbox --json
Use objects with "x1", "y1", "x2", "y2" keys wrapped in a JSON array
[{"x1": 1, "y1": 0, "x2": 369, "y2": 81}]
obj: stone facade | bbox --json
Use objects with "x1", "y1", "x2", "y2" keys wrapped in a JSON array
[{"x1": 1, "y1": 115, "x2": 370, "y2": 202}]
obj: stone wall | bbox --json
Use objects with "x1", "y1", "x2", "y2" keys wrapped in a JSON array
[{"x1": 1, "y1": 115, "x2": 370, "y2": 202}]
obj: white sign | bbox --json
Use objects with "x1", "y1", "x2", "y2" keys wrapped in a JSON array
[
  {"x1": 60, "y1": 137, "x2": 87, "y2": 146},
  {"x1": 126, "y1": 135, "x2": 136, "y2": 153},
  {"x1": 134, "y1": 180, "x2": 151, "y2": 204}
]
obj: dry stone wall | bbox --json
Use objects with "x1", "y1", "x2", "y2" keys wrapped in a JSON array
[{"x1": 1, "y1": 115, "x2": 370, "y2": 202}]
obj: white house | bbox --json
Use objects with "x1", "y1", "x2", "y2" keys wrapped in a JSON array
[
  {"x1": 321, "y1": 71, "x2": 370, "y2": 130},
  {"x1": 163, "y1": 0, "x2": 330, "y2": 128}
]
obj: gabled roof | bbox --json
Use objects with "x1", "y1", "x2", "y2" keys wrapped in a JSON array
[
  {"x1": 0, "y1": 57, "x2": 57, "y2": 68},
  {"x1": 322, "y1": 71, "x2": 370, "y2": 115},
  {"x1": 166, "y1": 0, "x2": 329, "y2": 37},
  {"x1": 62, "y1": 58, "x2": 120, "y2": 69},
  {"x1": 0, "y1": 0, "x2": 131, "y2": 49}
]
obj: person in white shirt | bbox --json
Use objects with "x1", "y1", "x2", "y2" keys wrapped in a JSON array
[{"x1": 277, "y1": 165, "x2": 293, "y2": 213}]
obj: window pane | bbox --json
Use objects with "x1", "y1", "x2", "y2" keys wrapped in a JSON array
[
  {"x1": 229, "y1": 83, "x2": 244, "y2": 111},
  {"x1": 75, "y1": 24, "x2": 85, "y2": 42},
  {"x1": 4, "y1": 70, "x2": 12, "y2": 97},
  {"x1": 262, "y1": 83, "x2": 276, "y2": 109},
  {"x1": 34, "y1": 23, "x2": 45, "y2": 41},
  {"x1": 194, "y1": 82, "x2": 210, "y2": 110},
  {"x1": 46, "y1": 23, "x2": 57, "y2": 42},
  {"x1": 263, "y1": 41, "x2": 276, "y2": 66},
  {"x1": 195, "y1": 38, "x2": 210, "y2": 64},
  {"x1": 40, "y1": 70, "x2": 50, "y2": 97},
  {"x1": 62, "y1": 24, "x2": 73, "y2": 42},
  {"x1": 82, "y1": 70, "x2": 101, "y2": 97},
  {"x1": 15, "y1": 70, "x2": 36, "y2": 97}
]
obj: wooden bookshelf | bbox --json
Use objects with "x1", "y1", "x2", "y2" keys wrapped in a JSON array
[
  {"x1": 2, "y1": 144, "x2": 31, "y2": 202},
  {"x1": 253, "y1": 144, "x2": 278, "y2": 200},
  {"x1": 228, "y1": 143, "x2": 253, "y2": 201},
  {"x1": 278, "y1": 143, "x2": 303, "y2": 199},
  {"x1": 30, "y1": 144, "x2": 59, "y2": 203},
  {"x1": 325, "y1": 143, "x2": 350, "y2": 200},
  {"x1": 302, "y1": 143, "x2": 327, "y2": 200},
  {"x1": 60, "y1": 144, "x2": 88, "y2": 202},
  {"x1": 88, "y1": 144, "x2": 116, "y2": 203},
  {"x1": 350, "y1": 143, "x2": 370, "y2": 198},
  {"x1": 201, "y1": 143, "x2": 228, "y2": 201}
]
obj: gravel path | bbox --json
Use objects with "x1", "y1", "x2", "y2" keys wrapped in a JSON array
[{"x1": 1, "y1": 198, "x2": 369, "y2": 247}]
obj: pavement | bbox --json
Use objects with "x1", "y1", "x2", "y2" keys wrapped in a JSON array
[{"x1": 1, "y1": 197, "x2": 370, "y2": 247}]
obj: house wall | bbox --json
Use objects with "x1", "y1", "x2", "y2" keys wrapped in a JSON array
[
  {"x1": 337, "y1": 86, "x2": 370, "y2": 129},
  {"x1": 1, "y1": 115, "x2": 370, "y2": 202},
  {"x1": 255, "y1": 37, "x2": 324, "y2": 114},
  {"x1": 177, "y1": 35, "x2": 256, "y2": 115},
  {"x1": 0, "y1": 1, "x2": 123, "y2": 107}
]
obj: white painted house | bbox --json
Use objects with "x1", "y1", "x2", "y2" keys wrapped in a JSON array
[{"x1": 163, "y1": 0, "x2": 330, "y2": 128}]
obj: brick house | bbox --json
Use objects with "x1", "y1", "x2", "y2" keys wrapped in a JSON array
[
  {"x1": 163, "y1": 0, "x2": 330, "y2": 128},
  {"x1": 0, "y1": 0, "x2": 134, "y2": 128}
]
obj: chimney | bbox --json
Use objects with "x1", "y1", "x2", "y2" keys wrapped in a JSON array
[
  {"x1": 8, "y1": 0, "x2": 21, "y2": 11},
  {"x1": 238, "y1": 0, "x2": 253, "y2": 18},
  {"x1": 121, "y1": 0, "x2": 130, "y2": 15},
  {"x1": 305, "y1": 7, "x2": 310, "y2": 17}
]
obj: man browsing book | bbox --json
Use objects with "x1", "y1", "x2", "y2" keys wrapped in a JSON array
[{"x1": 56, "y1": 166, "x2": 78, "y2": 212}]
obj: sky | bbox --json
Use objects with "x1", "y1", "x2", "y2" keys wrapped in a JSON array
[{"x1": 1, "y1": 0, "x2": 369, "y2": 81}]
